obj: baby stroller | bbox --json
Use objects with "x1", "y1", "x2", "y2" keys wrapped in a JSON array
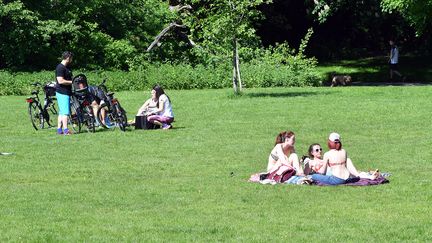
[{"x1": 70, "y1": 74, "x2": 96, "y2": 133}]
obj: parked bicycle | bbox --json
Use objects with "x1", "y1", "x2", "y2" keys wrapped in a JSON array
[
  {"x1": 26, "y1": 82, "x2": 58, "y2": 130},
  {"x1": 68, "y1": 74, "x2": 96, "y2": 133},
  {"x1": 96, "y1": 79, "x2": 128, "y2": 132}
]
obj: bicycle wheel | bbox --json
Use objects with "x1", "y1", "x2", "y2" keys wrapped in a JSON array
[
  {"x1": 97, "y1": 103, "x2": 116, "y2": 130},
  {"x1": 81, "y1": 107, "x2": 96, "y2": 133},
  {"x1": 28, "y1": 102, "x2": 44, "y2": 130},
  {"x1": 114, "y1": 104, "x2": 128, "y2": 132},
  {"x1": 68, "y1": 99, "x2": 81, "y2": 133},
  {"x1": 46, "y1": 100, "x2": 58, "y2": 127}
]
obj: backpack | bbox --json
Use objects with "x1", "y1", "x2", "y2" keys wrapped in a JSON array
[
  {"x1": 135, "y1": 115, "x2": 160, "y2": 130},
  {"x1": 266, "y1": 165, "x2": 296, "y2": 183}
]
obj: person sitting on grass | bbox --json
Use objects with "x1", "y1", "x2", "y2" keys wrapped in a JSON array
[
  {"x1": 145, "y1": 85, "x2": 174, "y2": 130},
  {"x1": 267, "y1": 131, "x2": 304, "y2": 175},
  {"x1": 311, "y1": 132, "x2": 369, "y2": 185},
  {"x1": 136, "y1": 88, "x2": 159, "y2": 117},
  {"x1": 76, "y1": 77, "x2": 109, "y2": 127},
  {"x1": 303, "y1": 143, "x2": 327, "y2": 175}
]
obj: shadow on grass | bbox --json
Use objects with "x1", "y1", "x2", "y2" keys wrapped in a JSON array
[
  {"x1": 351, "y1": 81, "x2": 432, "y2": 87},
  {"x1": 245, "y1": 90, "x2": 336, "y2": 98}
]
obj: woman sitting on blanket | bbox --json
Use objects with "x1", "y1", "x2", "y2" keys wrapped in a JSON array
[
  {"x1": 311, "y1": 132, "x2": 372, "y2": 185},
  {"x1": 267, "y1": 131, "x2": 304, "y2": 175},
  {"x1": 303, "y1": 143, "x2": 327, "y2": 175},
  {"x1": 136, "y1": 85, "x2": 174, "y2": 130}
]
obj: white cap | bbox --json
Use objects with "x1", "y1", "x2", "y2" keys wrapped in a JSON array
[{"x1": 329, "y1": 132, "x2": 341, "y2": 142}]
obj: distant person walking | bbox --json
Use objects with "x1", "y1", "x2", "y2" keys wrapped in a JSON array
[
  {"x1": 389, "y1": 40, "x2": 405, "y2": 82},
  {"x1": 55, "y1": 51, "x2": 74, "y2": 135}
]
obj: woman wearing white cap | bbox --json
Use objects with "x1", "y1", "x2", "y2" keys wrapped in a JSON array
[{"x1": 310, "y1": 132, "x2": 361, "y2": 185}]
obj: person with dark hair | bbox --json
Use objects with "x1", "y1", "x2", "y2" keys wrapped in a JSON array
[
  {"x1": 266, "y1": 131, "x2": 304, "y2": 175},
  {"x1": 55, "y1": 51, "x2": 74, "y2": 135},
  {"x1": 310, "y1": 132, "x2": 362, "y2": 185},
  {"x1": 302, "y1": 143, "x2": 326, "y2": 175},
  {"x1": 136, "y1": 88, "x2": 158, "y2": 117},
  {"x1": 76, "y1": 79, "x2": 108, "y2": 127},
  {"x1": 145, "y1": 85, "x2": 175, "y2": 129}
]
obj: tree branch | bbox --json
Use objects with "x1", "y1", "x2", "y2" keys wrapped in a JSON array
[
  {"x1": 169, "y1": 4, "x2": 192, "y2": 12},
  {"x1": 147, "y1": 22, "x2": 198, "y2": 51}
]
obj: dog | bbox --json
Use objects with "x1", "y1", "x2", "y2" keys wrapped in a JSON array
[{"x1": 330, "y1": 73, "x2": 352, "y2": 87}]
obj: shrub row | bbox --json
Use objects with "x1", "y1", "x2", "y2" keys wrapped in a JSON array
[{"x1": 0, "y1": 62, "x2": 321, "y2": 96}]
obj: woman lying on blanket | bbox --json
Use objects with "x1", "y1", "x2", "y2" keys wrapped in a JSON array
[
  {"x1": 266, "y1": 131, "x2": 304, "y2": 175},
  {"x1": 310, "y1": 132, "x2": 380, "y2": 185}
]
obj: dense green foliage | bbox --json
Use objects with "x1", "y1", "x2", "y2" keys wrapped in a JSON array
[
  {"x1": 260, "y1": 0, "x2": 421, "y2": 59},
  {"x1": 1, "y1": 87, "x2": 432, "y2": 241},
  {"x1": 2, "y1": 0, "x2": 431, "y2": 70},
  {"x1": 4, "y1": 54, "x2": 432, "y2": 96},
  {"x1": 2, "y1": 0, "x2": 432, "y2": 92},
  {"x1": 0, "y1": 58, "x2": 319, "y2": 96},
  {"x1": 381, "y1": 0, "x2": 432, "y2": 35},
  {"x1": 0, "y1": 0, "x2": 170, "y2": 69}
]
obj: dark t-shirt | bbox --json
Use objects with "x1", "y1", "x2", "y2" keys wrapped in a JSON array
[
  {"x1": 55, "y1": 63, "x2": 73, "y2": 95},
  {"x1": 88, "y1": 85, "x2": 105, "y2": 102}
]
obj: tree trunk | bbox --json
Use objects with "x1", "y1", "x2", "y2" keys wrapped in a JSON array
[{"x1": 232, "y1": 37, "x2": 242, "y2": 94}]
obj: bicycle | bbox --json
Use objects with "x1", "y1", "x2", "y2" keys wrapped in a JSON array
[
  {"x1": 69, "y1": 74, "x2": 96, "y2": 133},
  {"x1": 25, "y1": 82, "x2": 58, "y2": 130},
  {"x1": 68, "y1": 95, "x2": 96, "y2": 133},
  {"x1": 95, "y1": 79, "x2": 128, "y2": 132}
]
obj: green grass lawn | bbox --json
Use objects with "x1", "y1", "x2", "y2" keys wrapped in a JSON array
[{"x1": 1, "y1": 86, "x2": 432, "y2": 241}]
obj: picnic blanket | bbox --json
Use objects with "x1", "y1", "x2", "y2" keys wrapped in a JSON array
[
  {"x1": 249, "y1": 173, "x2": 390, "y2": 186},
  {"x1": 315, "y1": 175, "x2": 389, "y2": 186}
]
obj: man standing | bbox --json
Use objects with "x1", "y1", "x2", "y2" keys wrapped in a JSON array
[
  {"x1": 389, "y1": 40, "x2": 405, "y2": 82},
  {"x1": 55, "y1": 51, "x2": 73, "y2": 135}
]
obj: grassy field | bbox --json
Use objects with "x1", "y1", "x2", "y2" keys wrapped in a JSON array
[{"x1": 1, "y1": 86, "x2": 432, "y2": 241}]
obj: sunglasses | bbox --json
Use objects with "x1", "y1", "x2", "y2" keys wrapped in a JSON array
[{"x1": 314, "y1": 148, "x2": 322, "y2": 152}]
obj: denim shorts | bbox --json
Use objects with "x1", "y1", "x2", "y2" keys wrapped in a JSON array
[
  {"x1": 311, "y1": 174, "x2": 346, "y2": 185},
  {"x1": 56, "y1": 92, "x2": 70, "y2": 115}
]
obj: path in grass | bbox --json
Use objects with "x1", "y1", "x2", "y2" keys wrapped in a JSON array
[{"x1": 1, "y1": 86, "x2": 431, "y2": 241}]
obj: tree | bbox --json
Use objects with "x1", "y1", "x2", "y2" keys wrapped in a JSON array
[
  {"x1": 0, "y1": 0, "x2": 170, "y2": 69},
  {"x1": 146, "y1": 0, "x2": 273, "y2": 94},
  {"x1": 183, "y1": 0, "x2": 273, "y2": 94},
  {"x1": 381, "y1": 0, "x2": 432, "y2": 36},
  {"x1": 311, "y1": 0, "x2": 432, "y2": 37}
]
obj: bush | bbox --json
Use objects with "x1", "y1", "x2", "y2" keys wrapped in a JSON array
[
  {"x1": 0, "y1": 39, "x2": 321, "y2": 95},
  {"x1": 0, "y1": 71, "x2": 53, "y2": 95},
  {"x1": 104, "y1": 40, "x2": 137, "y2": 70},
  {"x1": 0, "y1": 60, "x2": 321, "y2": 96}
]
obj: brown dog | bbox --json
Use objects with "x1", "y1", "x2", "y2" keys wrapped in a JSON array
[{"x1": 331, "y1": 74, "x2": 352, "y2": 87}]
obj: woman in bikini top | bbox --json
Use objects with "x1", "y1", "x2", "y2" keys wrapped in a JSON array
[
  {"x1": 324, "y1": 149, "x2": 351, "y2": 180},
  {"x1": 310, "y1": 132, "x2": 359, "y2": 185},
  {"x1": 321, "y1": 133, "x2": 361, "y2": 180}
]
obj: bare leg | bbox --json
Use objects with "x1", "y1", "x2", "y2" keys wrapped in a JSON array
[
  {"x1": 61, "y1": 115, "x2": 68, "y2": 130},
  {"x1": 58, "y1": 115, "x2": 63, "y2": 129},
  {"x1": 101, "y1": 107, "x2": 106, "y2": 124},
  {"x1": 292, "y1": 154, "x2": 304, "y2": 176},
  {"x1": 152, "y1": 120, "x2": 163, "y2": 126},
  {"x1": 91, "y1": 101, "x2": 98, "y2": 118},
  {"x1": 346, "y1": 158, "x2": 360, "y2": 177}
]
